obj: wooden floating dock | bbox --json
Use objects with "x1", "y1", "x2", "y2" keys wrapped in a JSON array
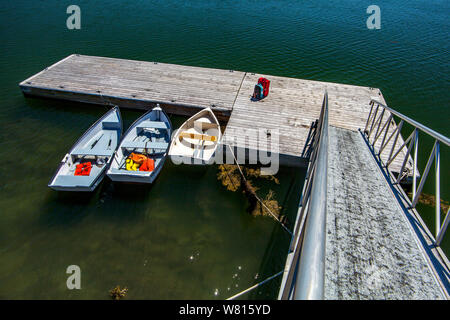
[{"x1": 19, "y1": 54, "x2": 410, "y2": 172}]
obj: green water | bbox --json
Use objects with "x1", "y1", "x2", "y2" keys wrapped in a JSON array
[{"x1": 0, "y1": 0, "x2": 449, "y2": 299}]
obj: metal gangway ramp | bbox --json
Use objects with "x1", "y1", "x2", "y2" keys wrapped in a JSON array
[{"x1": 279, "y1": 93, "x2": 449, "y2": 300}]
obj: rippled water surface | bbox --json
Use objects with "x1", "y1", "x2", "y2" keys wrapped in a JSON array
[{"x1": 0, "y1": 0, "x2": 448, "y2": 299}]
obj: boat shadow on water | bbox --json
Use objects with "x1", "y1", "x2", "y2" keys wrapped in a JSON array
[
  {"x1": 90, "y1": 179, "x2": 156, "y2": 222},
  {"x1": 39, "y1": 177, "x2": 156, "y2": 226},
  {"x1": 38, "y1": 188, "x2": 98, "y2": 226},
  {"x1": 108, "y1": 180, "x2": 155, "y2": 197}
]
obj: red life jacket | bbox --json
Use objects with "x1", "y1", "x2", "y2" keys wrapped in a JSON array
[{"x1": 74, "y1": 162, "x2": 92, "y2": 176}]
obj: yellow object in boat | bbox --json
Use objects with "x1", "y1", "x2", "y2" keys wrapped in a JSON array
[
  {"x1": 179, "y1": 131, "x2": 217, "y2": 142},
  {"x1": 126, "y1": 158, "x2": 140, "y2": 171}
]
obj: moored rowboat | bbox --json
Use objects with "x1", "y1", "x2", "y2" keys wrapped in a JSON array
[
  {"x1": 168, "y1": 107, "x2": 221, "y2": 165},
  {"x1": 107, "y1": 105, "x2": 172, "y2": 184},
  {"x1": 48, "y1": 106, "x2": 123, "y2": 192}
]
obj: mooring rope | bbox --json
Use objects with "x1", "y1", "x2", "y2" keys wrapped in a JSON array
[
  {"x1": 226, "y1": 145, "x2": 293, "y2": 236},
  {"x1": 98, "y1": 91, "x2": 115, "y2": 107},
  {"x1": 226, "y1": 270, "x2": 284, "y2": 300}
]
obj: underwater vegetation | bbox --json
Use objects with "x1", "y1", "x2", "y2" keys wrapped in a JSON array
[
  {"x1": 217, "y1": 164, "x2": 283, "y2": 220},
  {"x1": 110, "y1": 285, "x2": 128, "y2": 300},
  {"x1": 407, "y1": 192, "x2": 449, "y2": 214}
]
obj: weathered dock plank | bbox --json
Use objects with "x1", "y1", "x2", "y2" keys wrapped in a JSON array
[
  {"x1": 223, "y1": 72, "x2": 409, "y2": 172},
  {"x1": 20, "y1": 54, "x2": 245, "y2": 120}
]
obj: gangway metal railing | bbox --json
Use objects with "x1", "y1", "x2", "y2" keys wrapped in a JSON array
[
  {"x1": 278, "y1": 91, "x2": 328, "y2": 300},
  {"x1": 363, "y1": 100, "x2": 449, "y2": 246}
]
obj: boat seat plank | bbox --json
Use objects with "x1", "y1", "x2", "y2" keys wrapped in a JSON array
[
  {"x1": 102, "y1": 121, "x2": 121, "y2": 130},
  {"x1": 71, "y1": 148, "x2": 114, "y2": 156},
  {"x1": 193, "y1": 120, "x2": 219, "y2": 129},
  {"x1": 121, "y1": 141, "x2": 169, "y2": 150},
  {"x1": 136, "y1": 121, "x2": 169, "y2": 130},
  {"x1": 179, "y1": 131, "x2": 217, "y2": 142}
]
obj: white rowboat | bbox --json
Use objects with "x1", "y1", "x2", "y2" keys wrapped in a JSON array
[{"x1": 168, "y1": 107, "x2": 221, "y2": 165}]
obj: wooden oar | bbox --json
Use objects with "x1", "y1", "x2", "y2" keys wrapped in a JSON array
[{"x1": 179, "y1": 131, "x2": 217, "y2": 142}]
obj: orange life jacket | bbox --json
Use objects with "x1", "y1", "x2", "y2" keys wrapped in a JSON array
[
  {"x1": 139, "y1": 158, "x2": 155, "y2": 172},
  {"x1": 129, "y1": 152, "x2": 147, "y2": 164}
]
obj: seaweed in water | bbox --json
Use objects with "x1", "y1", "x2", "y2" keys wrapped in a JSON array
[
  {"x1": 407, "y1": 192, "x2": 449, "y2": 214},
  {"x1": 244, "y1": 167, "x2": 280, "y2": 184},
  {"x1": 217, "y1": 164, "x2": 282, "y2": 219},
  {"x1": 217, "y1": 164, "x2": 241, "y2": 192},
  {"x1": 110, "y1": 285, "x2": 128, "y2": 300},
  {"x1": 250, "y1": 189, "x2": 282, "y2": 218}
]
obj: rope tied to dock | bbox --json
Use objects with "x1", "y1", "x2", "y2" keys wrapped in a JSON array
[
  {"x1": 226, "y1": 270, "x2": 284, "y2": 300},
  {"x1": 98, "y1": 90, "x2": 115, "y2": 107},
  {"x1": 226, "y1": 145, "x2": 293, "y2": 236}
]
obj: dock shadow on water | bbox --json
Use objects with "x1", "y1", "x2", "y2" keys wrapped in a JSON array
[{"x1": 248, "y1": 167, "x2": 306, "y2": 299}]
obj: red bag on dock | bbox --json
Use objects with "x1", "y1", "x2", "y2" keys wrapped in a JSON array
[{"x1": 258, "y1": 77, "x2": 270, "y2": 97}]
